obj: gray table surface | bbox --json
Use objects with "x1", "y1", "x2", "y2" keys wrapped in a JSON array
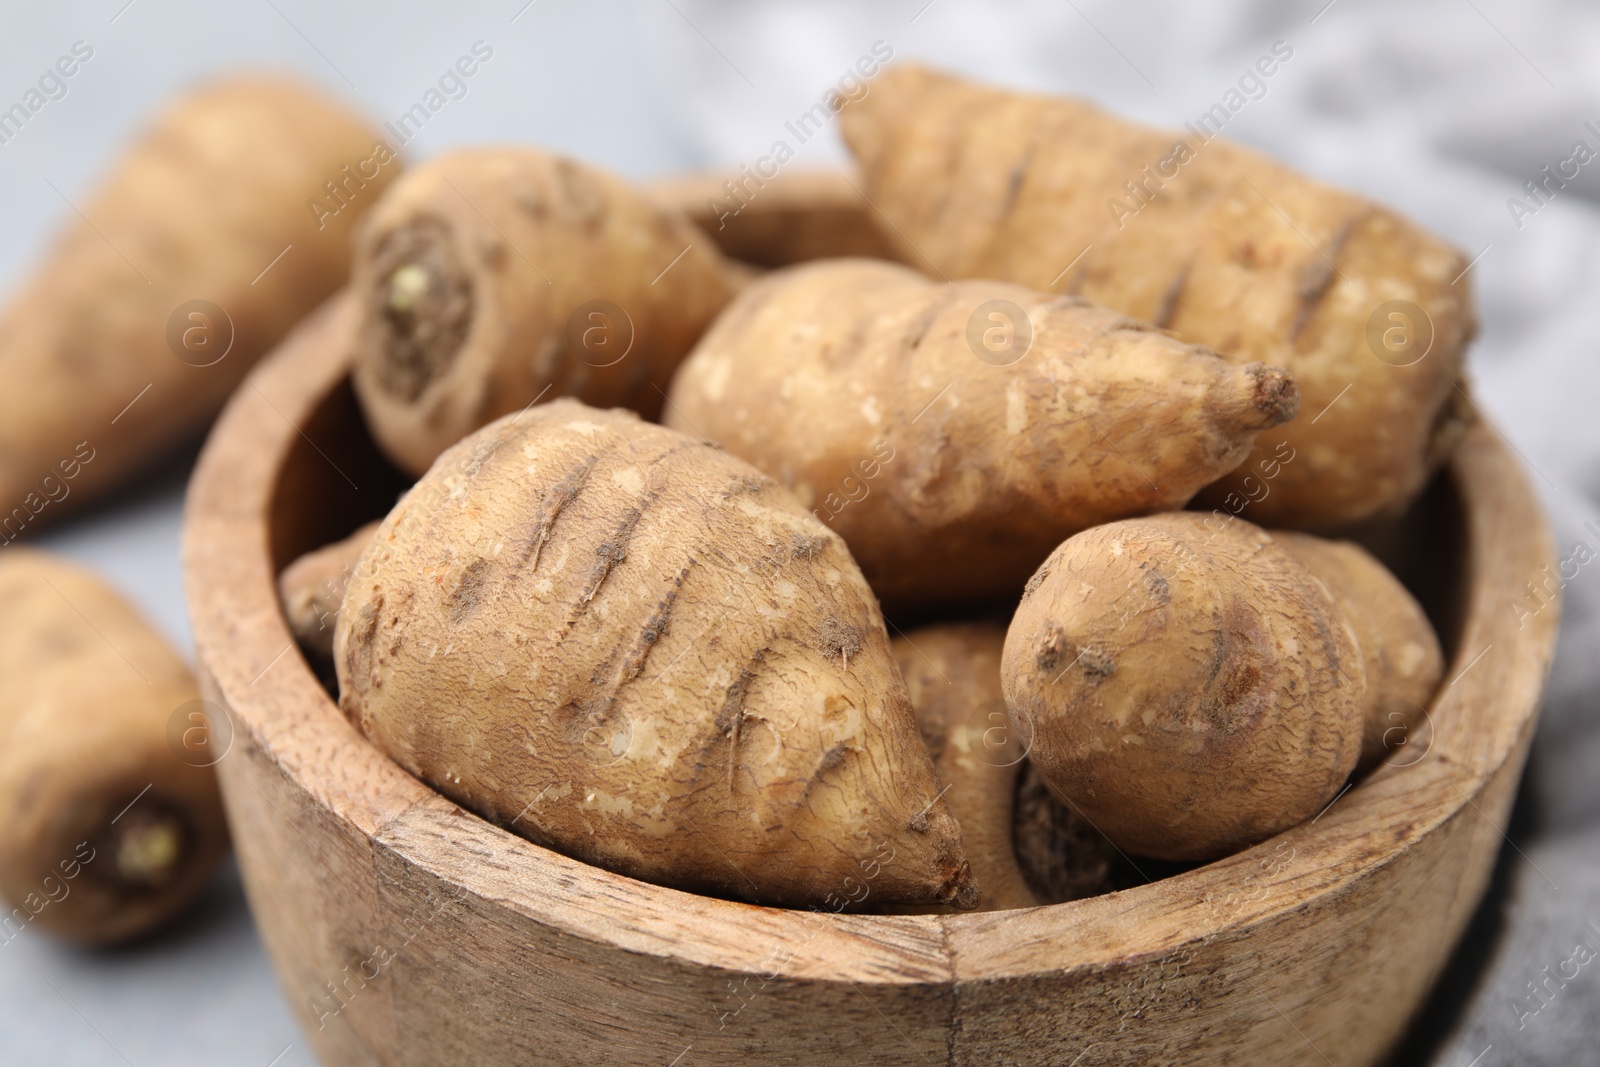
[{"x1": 3, "y1": 1, "x2": 1597, "y2": 1064}]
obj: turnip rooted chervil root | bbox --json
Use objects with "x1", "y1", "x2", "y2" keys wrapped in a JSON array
[{"x1": 336, "y1": 400, "x2": 977, "y2": 910}]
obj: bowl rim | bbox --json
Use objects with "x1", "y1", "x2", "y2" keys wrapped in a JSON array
[{"x1": 184, "y1": 292, "x2": 1562, "y2": 987}]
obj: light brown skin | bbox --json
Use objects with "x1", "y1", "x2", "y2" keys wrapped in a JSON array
[
  {"x1": 279, "y1": 520, "x2": 380, "y2": 669},
  {"x1": 349, "y1": 148, "x2": 741, "y2": 476},
  {"x1": 335, "y1": 399, "x2": 975, "y2": 910},
  {"x1": 1274, "y1": 533, "x2": 1444, "y2": 772},
  {"x1": 1002, "y1": 513, "x2": 1367, "y2": 861},
  {"x1": 0, "y1": 549, "x2": 229, "y2": 944},
  {"x1": 0, "y1": 76, "x2": 396, "y2": 538},
  {"x1": 892, "y1": 623, "x2": 1039, "y2": 912},
  {"x1": 840, "y1": 64, "x2": 1477, "y2": 531},
  {"x1": 665, "y1": 258, "x2": 1298, "y2": 611}
]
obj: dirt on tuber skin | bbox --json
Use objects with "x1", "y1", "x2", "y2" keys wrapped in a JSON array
[
  {"x1": 1002, "y1": 513, "x2": 1368, "y2": 862},
  {"x1": 0, "y1": 76, "x2": 397, "y2": 532},
  {"x1": 1273, "y1": 533, "x2": 1445, "y2": 773},
  {"x1": 335, "y1": 400, "x2": 976, "y2": 911},
  {"x1": 839, "y1": 64, "x2": 1477, "y2": 531},
  {"x1": 279, "y1": 520, "x2": 380, "y2": 670},
  {"x1": 0, "y1": 549, "x2": 229, "y2": 945},
  {"x1": 349, "y1": 148, "x2": 743, "y2": 477},
  {"x1": 891, "y1": 623, "x2": 1039, "y2": 912},
  {"x1": 665, "y1": 258, "x2": 1299, "y2": 612}
]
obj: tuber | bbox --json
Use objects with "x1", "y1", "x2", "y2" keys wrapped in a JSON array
[
  {"x1": 0, "y1": 76, "x2": 396, "y2": 537},
  {"x1": 280, "y1": 520, "x2": 380, "y2": 670},
  {"x1": 1002, "y1": 513, "x2": 1367, "y2": 861},
  {"x1": 349, "y1": 148, "x2": 741, "y2": 476},
  {"x1": 840, "y1": 64, "x2": 1476, "y2": 529},
  {"x1": 335, "y1": 400, "x2": 975, "y2": 910},
  {"x1": 1011, "y1": 761, "x2": 1124, "y2": 904},
  {"x1": 0, "y1": 549, "x2": 229, "y2": 944},
  {"x1": 665, "y1": 258, "x2": 1298, "y2": 610},
  {"x1": 1273, "y1": 533, "x2": 1444, "y2": 772},
  {"x1": 893, "y1": 623, "x2": 1039, "y2": 911}
]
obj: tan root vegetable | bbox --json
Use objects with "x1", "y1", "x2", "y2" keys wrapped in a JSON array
[
  {"x1": 840, "y1": 64, "x2": 1476, "y2": 529},
  {"x1": 1002, "y1": 513, "x2": 1367, "y2": 861},
  {"x1": 0, "y1": 76, "x2": 395, "y2": 537},
  {"x1": 0, "y1": 549, "x2": 228, "y2": 944},
  {"x1": 893, "y1": 623, "x2": 1038, "y2": 911},
  {"x1": 349, "y1": 148, "x2": 740, "y2": 476},
  {"x1": 1273, "y1": 533, "x2": 1444, "y2": 772},
  {"x1": 647, "y1": 168, "x2": 900, "y2": 267},
  {"x1": 665, "y1": 258, "x2": 1298, "y2": 610},
  {"x1": 1011, "y1": 761, "x2": 1122, "y2": 904},
  {"x1": 335, "y1": 400, "x2": 975, "y2": 910},
  {"x1": 279, "y1": 521, "x2": 380, "y2": 668}
]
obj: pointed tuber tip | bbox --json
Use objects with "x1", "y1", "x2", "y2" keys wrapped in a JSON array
[
  {"x1": 938, "y1": 860, "x2": 981, "y2": 911},
  {"x1": 1243, "y1": 362, "x2": 1300, "y2": 428}
]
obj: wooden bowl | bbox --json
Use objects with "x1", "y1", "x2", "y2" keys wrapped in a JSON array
[
  {"x1": 645, "y1": 168, "x2": 900, "y2": 267},
  {"x1": 185, "y1": 294, "x2": 1559, "y2": 1067}
]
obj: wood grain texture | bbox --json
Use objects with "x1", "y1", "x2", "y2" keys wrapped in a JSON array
[
  {"x1": 646, "y1": 169, "x2": 899, "y2": 267},
  {"x1": 184, "y1": 290, "x2": 1559, "y2": 1066}
]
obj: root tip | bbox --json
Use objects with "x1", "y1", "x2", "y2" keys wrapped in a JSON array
[
  {"x1": 1244, "y1": 363, "x2": 1300, "y2": 428},
  {"x1": 939, "y1": 862, "x2": 980, "y2": 911}
]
